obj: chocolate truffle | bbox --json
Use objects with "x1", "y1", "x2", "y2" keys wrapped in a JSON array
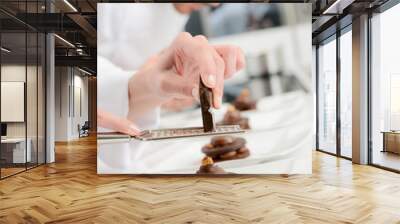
[
  {"x1": 217, "y1": 105, "x2": 250, "y2": 129},
  {"x1": 233, "y1": 89, "x2": 257, "y2": 111}
]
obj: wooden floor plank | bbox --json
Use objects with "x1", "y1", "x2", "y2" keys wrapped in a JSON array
[{"x1": 0, "y1": 136, "x2": 399, "y2": 223}]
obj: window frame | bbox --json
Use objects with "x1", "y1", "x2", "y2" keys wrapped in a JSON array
[
  {"x1": 0, "y1": 0, "x2": 47, "y2": 180},
  {"x1": 367, "y1": 0, "x2": 400, "y2": 173},
  {"x1": 315, "y1": 22, "x2": 352, "y2": 160}
]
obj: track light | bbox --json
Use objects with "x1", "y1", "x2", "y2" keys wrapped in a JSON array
[
  {"x1": 63, "y1": 0, "x2": 78, "y2": 12},
  {"x1": 322, "y1": 0, "x2": 354, "y2": 15},
  {"x1": 54, "y1": 34, "x2": 75, "y2": 48},
  {"x1": 1, "y1": 47, "x2": 11, "y2": 53},
  {"x1": 78, "y1": 67, "x2": 92, "y2": 76}
]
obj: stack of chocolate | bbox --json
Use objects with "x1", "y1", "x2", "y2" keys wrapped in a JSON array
[
  {"x1": 233, "y1": 89, "x2": 257, "y2": 111},
  {"x1": 197, "y1": 136, "x2": 250, "y2": 174},
  {"x1": 218, "y1": 105, "x2": 250, "y2": 129}
]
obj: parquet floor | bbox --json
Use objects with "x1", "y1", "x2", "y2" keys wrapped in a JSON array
[
  {"x1": 1, "y1": 167, "x2": 25, "y2": 178},
  {"x1": 1, "y1": 136, "x2": 400, "y2": 224}
]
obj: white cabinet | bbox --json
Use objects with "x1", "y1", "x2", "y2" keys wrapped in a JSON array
[{"x1": 1, "y1": 138, "x2": 32, "y2": 163}]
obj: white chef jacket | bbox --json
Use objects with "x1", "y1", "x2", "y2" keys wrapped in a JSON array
[
  {"x1": 97, "y1": 3, "x2": 188, "y2": 132},
  {"x1": 97, "y1": 3, "x2": 188, "y2": 71}
]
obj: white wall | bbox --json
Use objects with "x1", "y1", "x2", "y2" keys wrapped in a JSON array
[
  {"x1": 55, "y1": 67, "x2": 69, "y2": 141},
  {"x1": 71, "y1": 73, "x2": 89, "y2": 138},
  {"x1": 1, "y1": 65, "x2": 26, "y2": 140},
  {"x1": 54, "y1": 67, "x2": 89, "y2": 141},
  {"x1": 1, "y1": 65, "x2": 38, "y2": 138}
]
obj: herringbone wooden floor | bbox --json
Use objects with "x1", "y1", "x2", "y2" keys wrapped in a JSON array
[{"x1": 1, "y1": 136, "x2": 400, "y2": 224}]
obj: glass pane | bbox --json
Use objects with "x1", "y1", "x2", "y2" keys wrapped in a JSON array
[
  {"x1": 312, "y1": 46, "x2": 317, "y2": 150},
  {"x1": 340, "y1": 30, "x2": 352, "y2": 158},
  {"x1": 27, "y1": 31, "x2": 38, "y2": 169},
  {"x1": 371, "y1": 3, "x2": 400, "y2": 171},
  {"x1": 318, "y1": 37, "x2": 337, "y2": 154},
  {"x1": 38, "y1": 33, "x2": 45, "y2": 165},
  {"x1": 26, "y1": 0, "x2": 39, "y2": 169},
  {"x1": 1, "y1": 31, "x2": 27, "y2": 177}
]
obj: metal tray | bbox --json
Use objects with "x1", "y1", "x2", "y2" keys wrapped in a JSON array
[{"x1": 98, "y1": 125, "x2": 244, "y2": 141}]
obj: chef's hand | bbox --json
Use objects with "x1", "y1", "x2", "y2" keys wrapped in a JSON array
[
  {"x1": 127, "y1": 32, "x2": 245, "y2": 122},
  {"x1": 98, "y1": 109, "x2": 141, "y2": 136},
  {"x1": 162, "y1": 98, "x2": 196, "y2": 112},
  {"x1": 162, "y1": 44, "x2": 245, "y2": 112}
]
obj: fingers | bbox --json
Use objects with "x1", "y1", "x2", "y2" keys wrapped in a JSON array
[
  {"x1": 189, "y1": 35, "x2": 225, "y2": 108},
  {"x1": 157, "y1": 32, "x2": 193, "y2": 70},
  {"x1": 214, "y1": 45, "x2": 246, "y2": 79},
  {"x1": 172, "y1": 33, "x2": 218, "y2": 88},
  {"x1": 159, "y1": 70, "x2": 196, "y2": 99},
  {"x1": 173, "y1": 48, "x2": 184, "y2": 76},
  {"x1": 162, "y1": 98, "x2": 195, "y2": 112},
  {"x1": 97, "y1": 109, "x2": 141, "y2": 136},
  {"x1": 214, "y1": 45, "x2": 237, "y2": 79},
  {"x1": 236, "y1": 47, "x2": 246, "y2": 71},
  {"x1": 158, "y1": 33, "x2": 246, "y2": 109},
  {"x1": 211, "y1": 50, "x2": 225, "y2": 108},
  {"x1": 191, "y1": 36, "x2": 218, "y2": 89}
]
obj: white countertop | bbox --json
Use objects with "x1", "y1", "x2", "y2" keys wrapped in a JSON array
[
  {"x1": 1, "y1": 138, "x2": 29, "y2": 143},
  {"x1": 98, "y1": 91, "x2": 313, "y2": 174}
]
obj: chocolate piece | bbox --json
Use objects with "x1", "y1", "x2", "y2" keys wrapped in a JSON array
[
  {"x1": 211, "y1": 135, "x2": 234, "y2": 147},
  {"x1": 233, "y1": 89, "x2": 257, "y2": 111},
  {"x1": 202, "y1": 137, "x2": 246, "y2": 157},
  {"x1": 196, "y1": 157, "x2": 227, "y2": 174},
  {"x1": 219, "y1": 151, "x2": 237, "y2": 160},
  {"x1": 217, "y1": 105, "x2": 250, "y2": 129},
  {"x1": 201, "y1": 136, "x2": 250, "y2": 162},
  {"x1": 199, "y1": 78, "x2": 215, "y2": 132},
  {"x1": 227, "y1": 147, "x2": 250, "y2": 161}
]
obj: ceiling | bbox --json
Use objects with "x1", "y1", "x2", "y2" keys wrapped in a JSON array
[
  {"x1": 0, "y1": 0, "x2": 394, "y2": 74},
  {"x1": 0, "y1": 0, "x2": 98, "y2": 74}
]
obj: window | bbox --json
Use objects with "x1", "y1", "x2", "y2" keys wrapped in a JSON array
[
  {"x1": 339, "y1": 29, "x2": 352, "y2": 158},
  {"x1": 371, "y1": 2, "x2": 400, "y2": 171},
  {"x1": 317, "y1": 36, "x2": 337, "y2": 154},
  {"x1": 316, "y1": 26, "x2": 353, "y2": 159}
]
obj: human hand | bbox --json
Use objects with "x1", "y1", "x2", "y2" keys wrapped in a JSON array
[
  {"x1": 98, "y1": 109, "x2": 141, "y2": 136},
  {"x1": 127, "y1": 32, "x2": 245, "y2": 122},
  {"x1": 162, "y1": 98, "x2": 196, "y2": 112}
]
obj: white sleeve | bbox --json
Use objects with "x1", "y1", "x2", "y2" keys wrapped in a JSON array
[
  {"x1": 97, "y1": 56, "x2": 160, "y2": 132},
  {"x1": 97, "y1": 3, "x2": 188, "y2": 71}
]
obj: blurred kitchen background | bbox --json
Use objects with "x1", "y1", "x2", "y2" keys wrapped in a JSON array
[{"x1": 183, "y1": 3, "x2": 311, "y2": 102}]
